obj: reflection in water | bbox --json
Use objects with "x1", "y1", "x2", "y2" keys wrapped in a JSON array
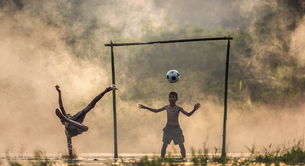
[{"x1": 1, "y1": 153, "x2": 251, "y2": 165}]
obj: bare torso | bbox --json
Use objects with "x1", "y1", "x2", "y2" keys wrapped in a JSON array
[{"x1": 165, "y1": 105, "x2": 181, "y2": 125}]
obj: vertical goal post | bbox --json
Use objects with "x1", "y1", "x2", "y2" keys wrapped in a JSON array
[{"x1": 105, "y1": 36, "x2": 233, "y2": 159}]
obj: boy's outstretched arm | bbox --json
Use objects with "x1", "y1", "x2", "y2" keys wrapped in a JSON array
[
  {"x1": 55, "y1": 85, "x2": 68, "y2": 117},
  {"x1": 138, "y1": 104, "x2": 166, "y2": 113},
  {"x1": 180, "y1": 103, "x2": 201, "y2": 117}
]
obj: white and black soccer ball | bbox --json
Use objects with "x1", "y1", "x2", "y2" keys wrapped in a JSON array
[{"x1": 166, "y1": 70, "x2": 180, "y2": 83}]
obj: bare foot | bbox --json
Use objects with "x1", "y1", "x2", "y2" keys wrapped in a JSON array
[
  {"x1": 55, "y1": 108, "x2": 67, "y2": 121},
  {"x1": 106, "y1": 84, "x2": 118, "y2": 91},
  {"x1": 111, "y1": 84, "x2": 118, "y2": 90}
]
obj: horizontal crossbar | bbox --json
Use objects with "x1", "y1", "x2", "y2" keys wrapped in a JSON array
[{"x1": 104, "y1": 36, "x2": 234, "y2": 47}]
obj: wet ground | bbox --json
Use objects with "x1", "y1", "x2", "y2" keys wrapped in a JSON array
[{"x1": 0, "y1": 153, "x2": 251, "y2": 166}]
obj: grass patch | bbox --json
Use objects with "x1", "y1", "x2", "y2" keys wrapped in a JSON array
[
  {"x1": 245, "y1": 139, "x2": 305, "y2": 165},
  {"x1": 6, "y1": 150, "x2": 55, "y2": 166},
  {"x1": 5, "y1": 139, "x2": 305, "y2": 165}
]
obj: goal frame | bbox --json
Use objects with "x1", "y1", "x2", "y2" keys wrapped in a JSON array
[{"x1": 104, "y1": 36, "x2": 233, "y2": 159}]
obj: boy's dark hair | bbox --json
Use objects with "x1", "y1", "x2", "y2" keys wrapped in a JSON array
[{"x1": 169, "y1": 92, "x2": 178, "y2": 98}]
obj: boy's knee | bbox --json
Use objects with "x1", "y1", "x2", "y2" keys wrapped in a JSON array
[{"x1": 83, "y1": 126, "x2": 89, "y2": 132}]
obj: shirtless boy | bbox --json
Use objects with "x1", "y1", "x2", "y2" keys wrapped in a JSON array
[
  {"x1": 55, "y1": 84, "x2": 117, "y2": 158},
  {"x1": 138, "y1": 92, "x2": 201, "y2": 159}
]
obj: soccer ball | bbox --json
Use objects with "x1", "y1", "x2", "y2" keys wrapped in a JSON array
[{"x1": 166, "y1": 70, "x2": 180, "y2": 83}]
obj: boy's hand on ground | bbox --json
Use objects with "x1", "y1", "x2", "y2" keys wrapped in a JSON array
[
  {"x1": 194, "y1": 103, "x2": 201, "y2": 110},
  {"x1": 55, "y1": 85, "x2": 61, "y2": 92}
]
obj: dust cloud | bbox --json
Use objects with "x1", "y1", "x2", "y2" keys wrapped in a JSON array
[
  {"x1": 290, "y1": 17, "x2": 305, "y2": 61},
  {"x1": 0, "y1": 1, "x2": 110, "y2": 155},
  {"x1": 1, "y1": 0, "x2": 305, "y2": 157},
  {"x1": 0, "y1": 0, "x2": 171, "y2": 156}
]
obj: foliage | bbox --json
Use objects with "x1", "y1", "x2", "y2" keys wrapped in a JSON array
[
  {"x1": 2, "y1": 0, "x2": 305, "y2": 108},
  {"x1": 5, "y1": 140, "x2": 305, "y2": 165},
  {"x1": 190, "y1": 147, "x2": 208, "y2": 166},
  {"x1": 129, "y1": 140, "x2": 305, "y2": 165},
  {"x1": 114, "y1": 0, "x2": 305, "y2": 108},
  {"x1": 246, "y1": 140, "x2": 305, "y2": 165},
  {"x1": 6, "y1": 150, "x2": 55, "y2": 166},
  {"x1": 281, "y1": 140, "x2": 305, "y2": 165}
]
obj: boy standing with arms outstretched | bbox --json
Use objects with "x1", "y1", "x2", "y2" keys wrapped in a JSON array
[{"x1": 138, "y1": 92, "x2": 201, "y2": 159}]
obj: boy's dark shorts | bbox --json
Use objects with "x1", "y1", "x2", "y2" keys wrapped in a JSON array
[
  {"x1": 66, "y1": 108, "x2": 87, "y2": 137},
  {"x1": 162, "y1": 124, "x2": 184, "y2": 145},
  {"x1": 70, "y1": 108, "x2": 87, "y2": 123}
]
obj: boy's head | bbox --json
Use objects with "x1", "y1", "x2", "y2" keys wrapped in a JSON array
[{"x1": 168, "y1": 92, "x2": 178, "y2": 104}]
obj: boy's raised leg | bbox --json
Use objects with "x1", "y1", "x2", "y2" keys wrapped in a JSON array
[{"x1": 84, "y1": 84, "x2": 118, "y2": 113}]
